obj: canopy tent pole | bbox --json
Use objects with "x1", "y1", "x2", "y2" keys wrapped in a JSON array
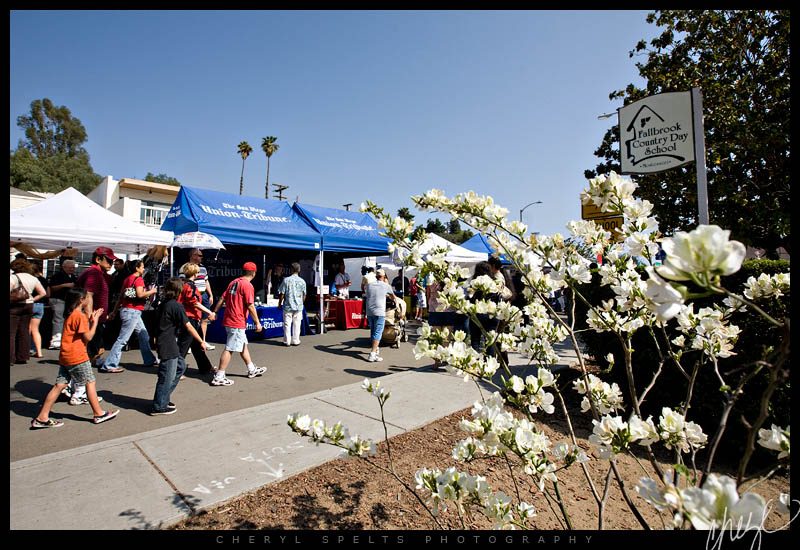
[
  {"x1": 170, "y1": 246, "x2": 174, "y2": 277},
  {"x1": 318, "y1": 250, "x2": 324, "y2": 334}
]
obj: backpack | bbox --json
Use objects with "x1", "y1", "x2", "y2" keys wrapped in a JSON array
[{"x1": 10, "y1": 274, "x2": 30, "y2": 303}]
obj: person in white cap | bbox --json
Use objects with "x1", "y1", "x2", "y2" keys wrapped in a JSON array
[{"x1": 364, "y1": 268, "x2": 395, "y2": 362}]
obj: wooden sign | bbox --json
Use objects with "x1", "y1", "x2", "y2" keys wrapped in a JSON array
[{"x1": 581, "y1": 201, "x2": 617, "y2": 220}]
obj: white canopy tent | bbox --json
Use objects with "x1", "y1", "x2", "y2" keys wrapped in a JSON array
[
  {"x1": 9, "y1": 187, "x2": 174, "y2": 255},
  {"x1": 346, "y1": 233, "x2": 488, "y2": 292},
  {"x1": 375, "y1": 233, "x2": 488, "y2": 270}
]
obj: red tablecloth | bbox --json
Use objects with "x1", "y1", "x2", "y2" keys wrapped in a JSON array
[{"x1": 332, "y1": 299, "x2": 365, "y2": 329}]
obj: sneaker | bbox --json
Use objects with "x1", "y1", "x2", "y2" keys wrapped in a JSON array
[
  {"x1": 93, "y1": 409, "x2": 120, "y2": 424},
  {"x1": 31, "y1": 418, "x2": 64, "y2": 429},
  {"x1": 144, "y1": 358, "x2": 160, "y2": 368},
  {"x1": 204, "y1": 342, "x2": 216, "y2": 350},
  {"x1": 98, "y1": 365, "x2": 125, "y2": 373},
  {"x1": 247, "y1": 366, "x2": 267, "y2": 378},
  {"x1": 210, "y1": 376, "x2": 234, "y2": 386},
  {"x1": 60, "y1": 386, "x2": 73, "y2": 400},
  {"x1": 167, "y1": 402, "x2": 177, "y2": 410},
  {"x1": 69, "y1": 395, "x2": 103, "y2": 406},
  {"x1": 48, "y1": 335, "x2": 62, "y2": 349},
  {"x1": 150, "y1": 407, "x2": 177, "y2": 416},
  {"x1": 367, "y1": 352, "x2": 384, "y2": 363}
]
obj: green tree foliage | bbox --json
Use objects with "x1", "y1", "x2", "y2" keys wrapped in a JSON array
[
  {"x1": 397, "y1": 207, "x2": 415, "y2": 222},
  {"x1": 10, "y1": 148, "x2": 99, "y2": 194},
  {"x1": 11, "y1": 98, "x2": 100, "y2": 194},
  {"x1": 587, "y1": 11, "x2": 790, "y2": 257},
  {"x1": 424, "y1": 218, "x2": 448, "y2": 235},
  {"x1": 144, "y1": 172, "x2": 181, "y2": 186},
  {"x1": 447, "y1": 218, "x2": 461, "y2": 234},
  {"x1": 438, "y1": 230, "x2": 474, "y2": 245},
  {"x1": 419, "y1": 217, "x2": 473, "y2": 244},
  {"x1": 16, "y1": 98, "x2": 88, "y2": 158}
]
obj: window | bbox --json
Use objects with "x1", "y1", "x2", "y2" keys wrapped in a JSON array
[{"x1": 140, "y1": 201, "x2": 171, "y2": 227}]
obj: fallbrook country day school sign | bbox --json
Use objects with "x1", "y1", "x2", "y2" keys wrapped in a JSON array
[{"x1": 619, "y1": 90, "x2": 696, "y2": 174}]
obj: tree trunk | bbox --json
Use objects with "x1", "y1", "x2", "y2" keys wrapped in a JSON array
[
  {"x1": 239, "y1": 158, "x2": 246, "y2": 195},
  {"x1": 265, "y1": 157, "x2": 271, "y2": 199}
]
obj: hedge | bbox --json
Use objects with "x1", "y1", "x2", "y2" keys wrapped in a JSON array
[{"x1": 570, "y1": 259, "x2": 790, "y2": 467}]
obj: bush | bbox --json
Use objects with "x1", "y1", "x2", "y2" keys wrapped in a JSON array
[{"x1": 574, "y1": 259, "x2": 790, "y2": 466}]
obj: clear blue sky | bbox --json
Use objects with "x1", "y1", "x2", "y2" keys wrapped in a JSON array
[{"x1": 10, "y1": 10, "x2": 653, "y2": 236}]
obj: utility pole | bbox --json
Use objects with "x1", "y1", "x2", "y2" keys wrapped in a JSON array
[
  {"x1": 342, "y1": 203, "x2": 352, "y2": 211},
  {"x1": 272, "y1": 183, "x2": 289, "y2": 201}
]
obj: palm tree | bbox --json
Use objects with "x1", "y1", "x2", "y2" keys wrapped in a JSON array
[
  {"x1": 261, "y1": 136, "x2": 279, "y2": 199},
  {"x1": 237, "y1": 141, "x2": 253, "y2": 195}
]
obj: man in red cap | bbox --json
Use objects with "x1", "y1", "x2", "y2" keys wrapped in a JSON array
[
  {"x1": 210, "y1": 261, "x2": 266, "y2": 386},
  {"x1": 67, "y1": 246, "x2": 119, "y2": 405}
]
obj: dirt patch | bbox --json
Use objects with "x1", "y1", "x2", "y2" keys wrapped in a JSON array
[{"x1": 170, "y1": 387, "x2": 788, "y2": 531}]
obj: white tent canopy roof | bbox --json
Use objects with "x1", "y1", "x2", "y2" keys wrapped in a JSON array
[
  {"x1": 376, "y1": 233, "x2": 488, "y2": 267},
  {"x1": 340, "y1": 234, "x2": 488, "y2": 283},
  {"x1": 9, "y1": 187, "x2": 174, "y2": 255}
]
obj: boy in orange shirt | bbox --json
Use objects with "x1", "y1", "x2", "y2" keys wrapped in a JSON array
[{"x1": 31, "y1": 288, "x2": 120, "y2": 428}]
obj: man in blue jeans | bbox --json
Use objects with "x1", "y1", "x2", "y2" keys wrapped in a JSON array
[{"x1": 364, "y1": 269, "x2": 395, "y2": 362}]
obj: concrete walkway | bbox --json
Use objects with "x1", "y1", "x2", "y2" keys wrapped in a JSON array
[{"x1": 10, "y1": 335, "x2": 580, "y2": 530}]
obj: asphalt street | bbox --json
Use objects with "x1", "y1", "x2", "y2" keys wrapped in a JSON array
[{"x1": 10, "y1": 327, "x2": 422, "y2": 462}]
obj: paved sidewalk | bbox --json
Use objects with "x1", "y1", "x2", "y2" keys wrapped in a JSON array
[{"x1": 10, "y1": 338, "x2": 581, "y2": 530}]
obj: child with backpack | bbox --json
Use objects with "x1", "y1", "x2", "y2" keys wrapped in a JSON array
[{"x1": 31, "y1": 288, "x2": 120, "y2": 428}]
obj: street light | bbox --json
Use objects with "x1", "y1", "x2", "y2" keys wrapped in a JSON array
[{"x1": 519, "y1": 200, "x2": 543, "y2": 222}]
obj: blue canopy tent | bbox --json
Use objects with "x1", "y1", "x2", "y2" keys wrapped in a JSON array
[
  {"x1": 161, "y1": 186, "x2": 321, "y2": 251},
  {"x1": 161, "y1": 186, "x2": 328, "y2": 331},
  {"x1": 292, "y1": 203, "x2": 390, "y2": 331},
  {"x1": 291, "y1": 203, "x2": 390, "y2": 255},
  {"x1": 460, "y1": 233, "x2": 511, "y2": 264}
]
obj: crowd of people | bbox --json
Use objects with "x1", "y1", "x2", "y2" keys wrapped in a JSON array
[
  {"x1": 12, "y1": 247, "x2": 274, "y2": 429},
  {"x1": 14, "y1": 246, "x2": 534, "y2": 430}
]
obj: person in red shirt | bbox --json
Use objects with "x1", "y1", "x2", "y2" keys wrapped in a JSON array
[
  {"x1": 210, "y1": 262, "x2": 265, "y2": 386},
  {"x1": 68, "y1": 247, "x2": 116, "y2": 405},
  {"x1": 178, "y1": 262, "x2": 216, "y2": 374},
  {"x1": 76, "y1": 247, "x2": 116, "y2": 364},
  {"x1": 102, "y1": 259, "x2": 159, "y2": 373}
]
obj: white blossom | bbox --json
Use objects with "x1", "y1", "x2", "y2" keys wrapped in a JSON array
[
  {"x1": 743, "y1": 272, "x2": 790, "y2": 300},
  {"x1": 657, "y1": 225, "x2": 746, "y2": 283},
  {"x1": 757, "y1": 424, "x2": 790, "y2": 459},
  {"x1": 644, "y1": 267, "x2": 685, "y2": 322}
]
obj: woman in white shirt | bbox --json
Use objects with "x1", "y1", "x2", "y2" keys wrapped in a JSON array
[{"x1": 10, "y1": 259, "x2": 47, "y2": 364}]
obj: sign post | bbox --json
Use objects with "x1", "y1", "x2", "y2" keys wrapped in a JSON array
[{"x1": 691, "y1": 88, "x2": 709, "y2": 225}]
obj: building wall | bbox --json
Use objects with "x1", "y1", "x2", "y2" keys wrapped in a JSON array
[
  {"x1": 10, "y1": 195, "x2": 41, "y2": 210},
  {"x1": 86, "y1": 176, "x2": 177, "y2": 227},
  {"x1": 86, "y1": 175, "x2": 118, "y2": 208}
]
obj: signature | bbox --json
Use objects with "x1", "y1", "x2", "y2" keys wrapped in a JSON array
[{"x1": 706, "y1": 498, "x2": 798, "y2": 550}]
